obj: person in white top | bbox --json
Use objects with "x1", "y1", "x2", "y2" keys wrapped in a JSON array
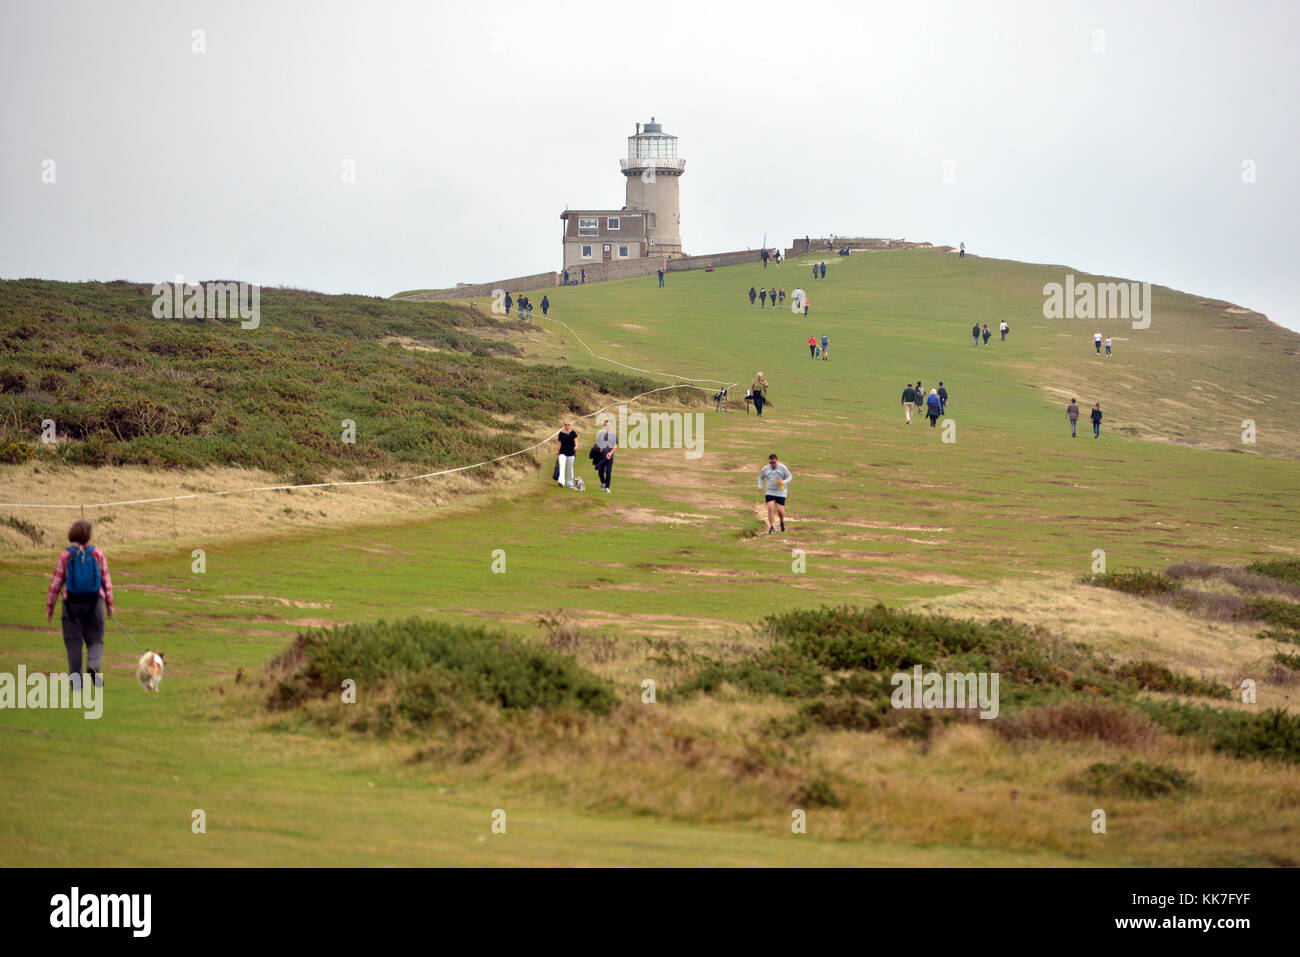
[
  {"x1": 1104, "y1": 335, "x2": 1113, "y2": 357},
  {"x1": 999, "y1": 320, "x2": 1009, "y2": 341},
  {"x1": 757, "y1": 453, "x2": 793, "y2": 534},
  {"x1": 1094, "y1": 330, "x2": 1103, "y2": 355}
]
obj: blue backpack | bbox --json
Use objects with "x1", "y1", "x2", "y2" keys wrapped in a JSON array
[{"x1": 65, "y1": 545, "x2": 102, "y2": 595}]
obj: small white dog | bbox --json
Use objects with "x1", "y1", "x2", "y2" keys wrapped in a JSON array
[{"x1": 136, "y1": 651, "x2": 166, "y2": 692}]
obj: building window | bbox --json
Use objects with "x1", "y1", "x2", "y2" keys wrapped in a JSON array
[
  {"x1": 618, "y1": 245, "x2": 629, "y2": 258},
  {"x1": 607, "y1": 217, "x2": 620, "y2": 230},
  {"x1": 578, "y1": 217, "x2": 598, "y2": 236},
  {"x1": 581, "y1": 244, "x2": 593, "y2": 258}
]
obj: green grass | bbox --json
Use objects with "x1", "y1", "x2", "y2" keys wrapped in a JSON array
[{"x1": 3, "y1": 249, "x2": 1300, "y2": 865}]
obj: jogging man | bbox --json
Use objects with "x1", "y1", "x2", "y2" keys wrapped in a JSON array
[
  {"x1": 1066, "y1": 399, "x2": 1080, "y2": 438},
  {"x1": 594, "y1": 418, "x2": 617, "y2": 492},
  {"x1": 758, "y1": 453, "x2": 793, "y2": 534}
]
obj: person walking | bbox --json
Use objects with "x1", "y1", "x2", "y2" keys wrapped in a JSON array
[
  {"x1": 819, "y1": 262, "x2": 827, "y2": 280},
  {"x1": 937, "y1": 382, "x2": 948, "y2": 414},
  {"x1": 813, "y1": 263, "x2": 819, "y2": 282},
  {"x1": 808, "y1": 334, "x2": 817, "y2": 359},
  {"x1": 959, "y1": 242, "x2": 965, "y2": 259},
  {"x1": 751, "y1": 372, "x2": 769, "y2": 417},
  {"x1": 581, "y1": 267, "x2": 586, "y2": 283},
  {"x1": 556, "y1": 421, "x2": 579, "y2": 488},
  {"x1": 902, "y1": 383, "x2": 916, "y2": 424},
  {"x1": 803, "y1": 294, "x2": 810, "y2": 317},
  {"x1": 593, "y1": 418, "x2": 617, "y2": 492},
  {"x1": 926, "y1": 389, "x2": 943, "y2": 427},
  {"x1": 972, "y1": 322, "x2": 980, "y2": 346},
  {"x1": 749, "y1": 286, "x2": 757, "y2": 308},
  {"x1": 1066, "y1": 399, "x2": 1080, "y2": 438},
  {"x1": 541, "y1": 295, "x2": 550, "y2": 317},
  {"x1": 1094, "y1": 330, "x2": 1103, "y2": 355},
  {"x1": 999, "y1": 320, "x2": 1008, "y2": 341},
  {"x1": 820, "y1": 334, "x2": 829, "y2": 360},
  {"x1": 503, "y1": 293, "x2": 513, "y2": 317},
  {"x1": 760, "y1": 288, "x2": 768, "y2": 308},
  {"x1": 758, "y1": 453, "x2": 792, "y2": 534},
  {"x1": 778, "y1": 288, "x2": 785, "y2": 306},
  {"x1": 1104, "y1": 335, "x2": 1113, "y2": 357},
  {"x1": 761, "y1": 249, "x2": 769, "y2": 269},
  {"x1": 46, "y1": 520, "x2": 114, "y2": 689},
  {"x1": 805, "y1": 235, "x2": 810, "y2": 253},
  {"x1": 658, "y1": 268, "x2": 665, "y2": 288},
  {"x1": 982, "y1": 323, "x2": 991, "y2": 345},
  {"x1": 1091, "y1": 403, "x2": 1103, "y2": 439},
  {"x1": 563, "y1": 269, "x2": 569, "y2": 285},
  {"x1": 525, "y1": 298, "x2": 533, "y2": 320}
]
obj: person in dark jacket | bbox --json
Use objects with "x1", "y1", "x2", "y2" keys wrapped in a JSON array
[
  {"x1": 541, "y1": 295, "x2": 550, "y2": 316},
  {"x1": 926, "y1": 389, "x2": 943, "y2": 427},
  {"x1": 658, "y1": 268, "x2": 665, "y2": 287},
  {"x1": 1091, "y1": 403, "x2": 1103, "y2": 438},
  {"x1": 503, "y1": 293, "x2": 513, "y2": 317},
  {"x1": 46, "y1": 520, "x2": 114, "y2": 688},
  {"x1": 819, "y1": 262, "x2": 827, "y2": 279},
  {"x1": 593, "y1": 418, "x2": 617, "y2": 492},
  {"x1": 914, "y1": 380, "x2": 925, "y2": 413},
  {"x1": 982, "y1": 323, "x2": 991, "y2": 345},
  {"x1": 902, "y1": 383, "x2": 916, "y2": 424},
  {"x1": 937, "y1": 382, "x2": 948, "y2": 413},
  {"x1": 812, "y1": 264, "x2": 819, "y2": 281},
  {"x1": 749, "y1": 286, "x2": 757, "y2": 307},
  {"x1": 750, "y1": 373, "x2": 769, "y2": 416},
  {"x1": 972, "y1": 323, "x2": 980, "y2": 346},
  {"x1": 760, "y1": 288, "x2": 768, "y2": 308}
]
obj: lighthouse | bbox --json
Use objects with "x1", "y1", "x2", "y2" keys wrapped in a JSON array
[{"x1": 621, "y1": 117, "x2": 685, "y2": 256}]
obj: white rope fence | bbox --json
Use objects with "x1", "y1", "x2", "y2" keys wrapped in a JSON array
[{"x1": 1, "y1": 310, "x2": 737, "y2": 511}]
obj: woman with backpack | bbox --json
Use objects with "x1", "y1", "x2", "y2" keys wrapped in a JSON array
[
  {"x1": 926, "y1": 389, "x2": 943, "y2": 427},
  {"x1": 46, "y1": 520, "x2": 114, "y2": 686}
]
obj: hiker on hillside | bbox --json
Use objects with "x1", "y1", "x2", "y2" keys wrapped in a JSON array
[
  {"x1": 926, "y1": 389, "x2": 943, "y2": 427},
  {"x1": 758, "y1": 453, "x2": 793, "y2": 534},
  {"x1": 805, "y1": 235, "x2": 810, "y2": 253},
  {"x1": 760, "y1": 288, "x2": 768, "y2": 308},
  {"x1": 46, "y1": 520, "x2": 114, "y2": 689},
  {"x1": 581, "y1": 268, "x2": 586, "y2": 283},
  {"x1": 1091, "y1": 403, "x2": 1103, "y2": 439},
  {"x1": 556, "y1": 421, "x2": 579, "y2": 488},
  {"x1": 525, "y1": 298, "x2": 533, "y2": 320},
  {"x1": 1000, "y1": 320, "x2": 1009, "y2": 341},
  {"x1": 803, "y1": 294, "x2": 810, "y2": 317},
  {"x1": 959, "y1": 242, "x2": 965, "y2": 259},
  {"x1": 1104, "y1": 335, "x2": 1113, "y2": 357},
  {"x1": 819, "y1": 262, "x2": 827, "y2": 279},
  {"x1": 937, "y1": 382, "x2": 948, "y2": 413},
  {"x1": 761, "y1": 249, "x2": 769, "y2": 268},
  {"x1": 1066, "y1": 399, "x2": 1080, "y2": 438},
  {"x1": 593, "y1": 418, "x2": 617, "y2": 493},
  {"x1": 792, "y1": 288, "x2": 804, "y2": 312},
  {"x1": 1094, "y1": 330, "x2": 1103, "y2": 355},
  {"x1": 808, "y1": 334, "x2": 817, "y2": 359},
  {"x1": 658, "y1": 268, "x2": 665, "y2": 288},
  {"x1": 914, "y1": 380, "x2": 925, "y2": 414},
  {"x1": 503, "y1": 293, "x2": 513, "y2": 317},
  {"x1": 982, "y1": 323, "x2": 991, "y2": 345},
  {"x1": 749, "y1": 286, "x2": 757, "y2": 308},
  {"x1": 902, "y1": 383, "x2": 917, "y2": 424},
  {"x1": 820, "y1": 334, "x2": 829, "y2": 360},
  {"x1": 751, "y1": 372, "x2": 769, "y2": 417},
  {"x1": 972, "y1": 322, "x2": 980, "y2": 346},
  {"x1": 778, "y1": 288, "x2": 785, "y2": 305},
  {"x1": 541, "y1": 295, "x2": 550, "y2": 317}
]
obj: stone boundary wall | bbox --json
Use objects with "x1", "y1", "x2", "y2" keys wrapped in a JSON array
[
  {"x1": 666, "y1": 248, "x2": 764, "y2": 271},
  {"x1": 782, "y1": 237, "x2": 938, "y2": 258},
  {"x1": 398, "y1": 270, "x2": 558, "y2": 302}
]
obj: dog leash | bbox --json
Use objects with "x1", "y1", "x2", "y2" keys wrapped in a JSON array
[{"x1": 111, "y1": 615, "x2": 145, "y2": 655}]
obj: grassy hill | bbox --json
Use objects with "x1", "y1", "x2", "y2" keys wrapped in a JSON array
[{"x1": 2, "y1": 250, "x2": 1299, "y2": 866}]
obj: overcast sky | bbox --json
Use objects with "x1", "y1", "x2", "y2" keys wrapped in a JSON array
[{"x1": 3, "y1": 0, "x2": 1298, "y2": 330}]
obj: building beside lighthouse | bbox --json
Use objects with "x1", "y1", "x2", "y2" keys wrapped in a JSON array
[{"x1": 560, "y1": 117, "x2": 685, "y2": 274}]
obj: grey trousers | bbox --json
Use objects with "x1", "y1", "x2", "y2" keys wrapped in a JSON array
[{"x1": 62, "y1": 595, "x2": 105, "y2": 673}]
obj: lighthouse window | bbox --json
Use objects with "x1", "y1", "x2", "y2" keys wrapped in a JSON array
[
  {"x1": 618, "y1": 245, "x2": 629, "y2": 258},
  {"x1": 581, "y1": 244, "x2": 593, "y2": 258},
  {"x1": 607, "y1": 217, "x2": 620, "y2": 230},
  {"x1": 577, "y1": 217, "x2": 598, "y2": 236}
]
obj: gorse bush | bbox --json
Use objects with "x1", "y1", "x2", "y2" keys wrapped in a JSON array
[
  {"x1": 1065, "y1": 761, "x2": 1195, "y2": 798},
  {"x1": 268, "y1": 616, "x2": 615, "y2": 734},
  {"x1": 1084, "y1": 570, "x2": 1181, "y2": 597},
  {"x1": 0, "y1": 280, "x2": 663, "y2": 479},
  {"x1": 1138, "y1": 701, "x2": 1300, "y2": 763},
  {"x1": 1246, "y1": 559, "x2": 1300, "y2": 587}
]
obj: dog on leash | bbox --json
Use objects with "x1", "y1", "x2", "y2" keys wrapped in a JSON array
[{"x1": 136, "y1": 651, "x2": 166, "y2": 692}]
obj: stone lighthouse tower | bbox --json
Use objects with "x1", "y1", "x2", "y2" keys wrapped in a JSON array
[{"x1": 621, "y1": 117, "x2": 685, "y2": 257}]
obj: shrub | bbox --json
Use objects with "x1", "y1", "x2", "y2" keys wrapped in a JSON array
[
  {"x1": 1084, "y1": 570, "x2": 1181, "y2": 597},
  {"x1": 1273, "y1": 650, "x2": 1300, "y2": 672},
  {"x1": 1065, "y1": 760, "x2": 1195, "y2": 798},
  {"x1": 1111, "y1": 660, "x2": 1232, "y2": 699},
  {"x1": 1248, "y1": 598, "x2": 1300, "y2": 633},
  {"x1": 1, "y1": 514, "x2": 45, "y2": 544},
  {"x1": 1246, "y1": 559, "x2": 1300, "y2": 587},
  {"x1": 995, "y1": 700, "x2": 1158, "y2": 748},
  {"x1": 267, "y1": 617, "x2": 616, "y2": 734},
  {"x1": 1139, "y1": 701, "x2": 1300, "y2": 763}
]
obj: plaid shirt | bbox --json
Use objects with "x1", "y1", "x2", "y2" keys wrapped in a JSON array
[{"x1": 46, "y1": 547, "x2": 113, "y2": 617}]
